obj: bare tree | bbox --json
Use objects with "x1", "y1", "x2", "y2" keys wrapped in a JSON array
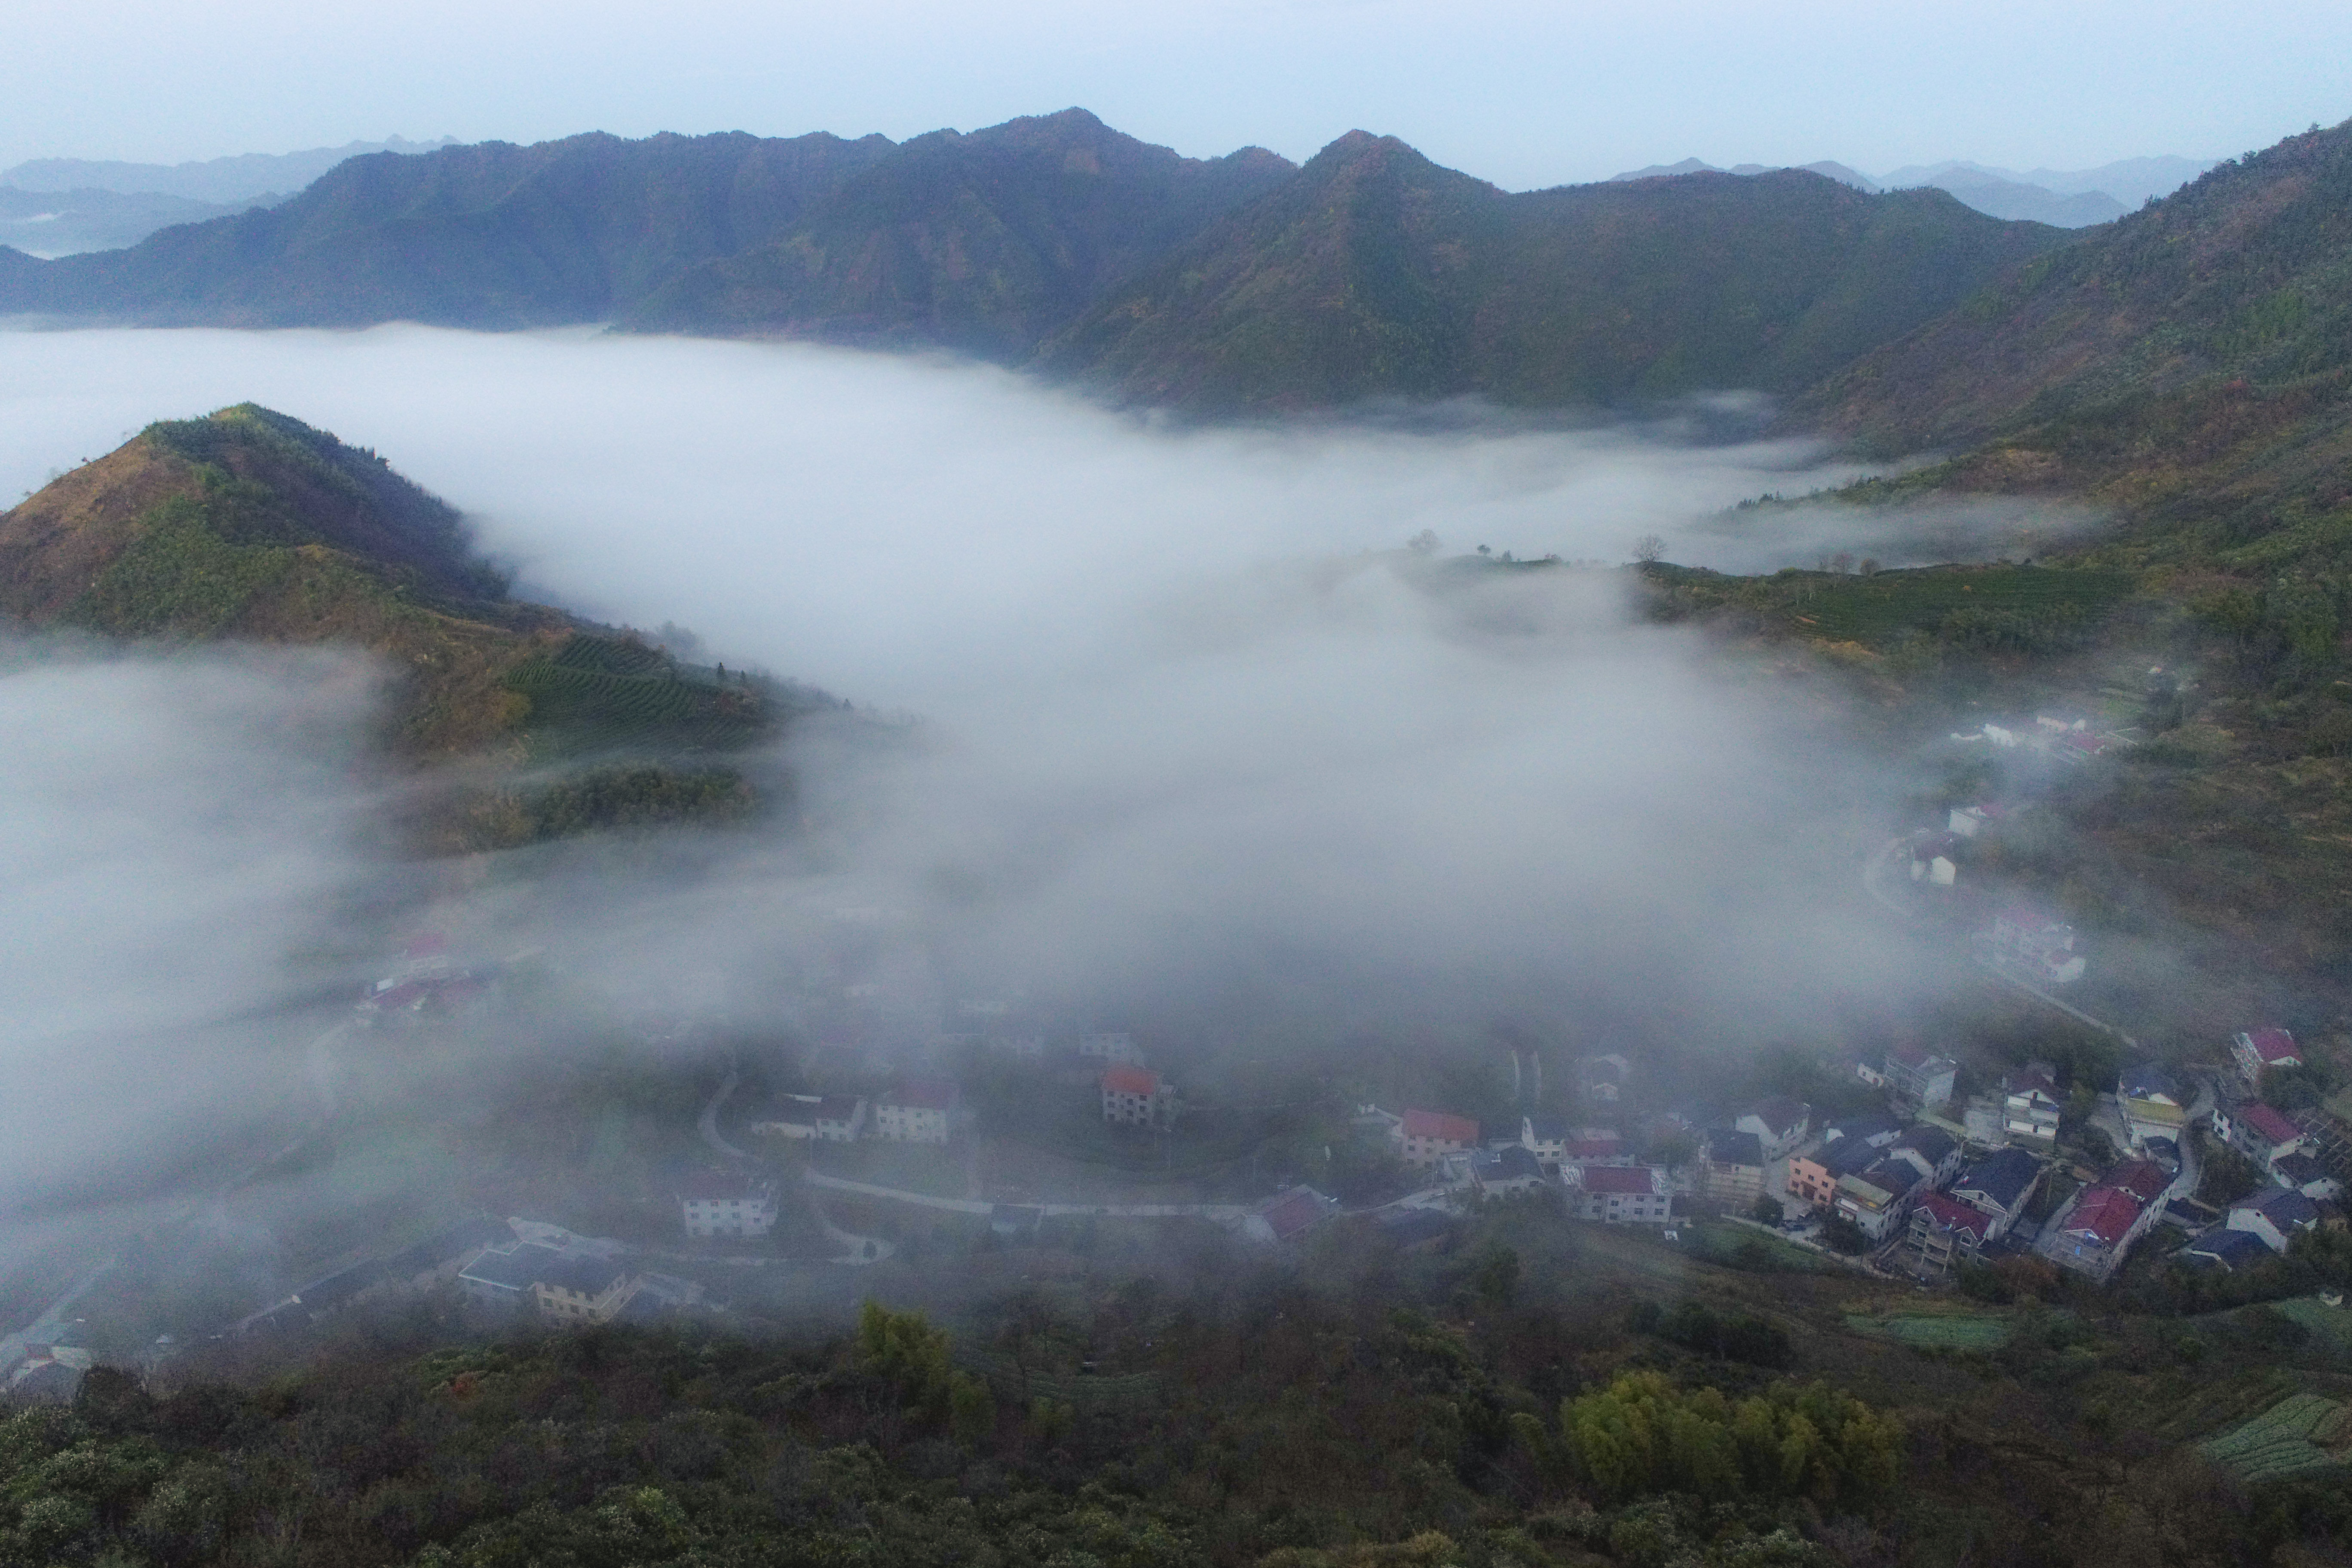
[
  {"x1": 1633, "y1": 534, "x2": 1665, "y2": 564},
  {"x1": 1406, "y1": 529, "x2": 1441, "y2": 555}
]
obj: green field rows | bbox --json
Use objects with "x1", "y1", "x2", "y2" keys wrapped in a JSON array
[
  {"x1": 507, "y1": 636, "x2": 766, "y2": 756},
  {"x1": 2199, "y1": 1393, "x2": 2351, "y2": 1482}
]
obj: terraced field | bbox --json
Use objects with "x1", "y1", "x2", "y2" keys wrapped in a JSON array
[
  {"x1": 1844, "y1": 1312, "x2": 2013, "y2": 1350},
  {"x1": 506, "y1": 634, "x2": 770, "y2": 757},
  {"x1": 1778, "y1": 565, "x2": 2135, "y2": 645},
  {"x1": 2199, "y1": 1393, "x2": 2352, "y2": 1482}
]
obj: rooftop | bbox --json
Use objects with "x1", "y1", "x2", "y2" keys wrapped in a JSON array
[
  {"x1": 2231, "y1": 1187, "x2": 2321, "y2": 1225},
  {"x1": 1896, "y1": 1124, "x2": 1957, "y2": 1163},
  {"x1": 1252, "y1": 1186, "x2": 1333, "y2": 1241},
  {"x1": 2239, "y1": 1102, "x2": 2303, "y2": 1144},
  {"x1": 2184, "y1": 1228, "x2": 2270, "y2": 1269},
  {"x1": 1580, "y1": 1165, "x2": 1660, "y2": 1195},
  {"x1": 1955, "y1": 1146, "x2": 2040, "y2": 1208},
  {"x1": 884, "y1": 1077, "x2": 957, "y2": 1111},
  {"x1": 2240, "y1": 1027, "x2": 2300, "y2": 1064},
  {"x1": 1704, "y1": 1128, "x2": 1765, "y2": 1168},
  {"x1": 1402, "y1": 1109, "x2": 1479, "y2": 1143},
  {"x1": 1743, "y1": 1095, "x2": 1807, "y2": 1135},
  {"x1": 2065, "y1": 1187, "x2": 2143, "y2": 1245},
  {"x1": 1915, "y1": 1191, "x2": 1990, "y2": 1241},
  {"x1": 678, "y1": 1170, "x2": 774, "y2": 1202},
  {"x1": 1102, "y1": 1065, "x2": 1161, "y2": 1096}
]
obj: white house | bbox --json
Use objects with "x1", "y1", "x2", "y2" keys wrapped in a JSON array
[
  {"x1": 871, "y1": 1078, "x2": 956, "y2": 1144},
  {"x1": 1984, "y1": 908, "x2": 2086, "y2": 986},
  {"x1": 1080, "y1": 1032, "x2": 1142, "y2": 1065},
  {"x1": 1734, "y1": 1096, "x2": 1811, "y2": 1161},
  {"x1": 2226, "y1": 1187, "x2": 2321, "y2": 1253},
  {"x1": 1568, "y1": 1164, "x2": 1670, "y2": 1224},
  {"x1": 678, "y1": 1171, "x2": 780, "y2": 1238}
]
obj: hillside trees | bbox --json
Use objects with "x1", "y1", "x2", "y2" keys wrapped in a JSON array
[{"x1": 1543, "y1": 1372, "x2": 1902, "y2": 1507}]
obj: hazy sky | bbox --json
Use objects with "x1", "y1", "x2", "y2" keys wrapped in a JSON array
[{"x1": 6, "y1": 0, "x2": 2348, "y2": 189}]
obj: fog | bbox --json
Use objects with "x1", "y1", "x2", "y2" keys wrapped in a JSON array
[{"x1": 0, "y1": 326, "x2": 2005, "y2": 1332}]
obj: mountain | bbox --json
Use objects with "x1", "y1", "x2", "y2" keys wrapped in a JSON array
[
  {"x1": 1891, "y1": 169, "x2": 2126, "y2": 228},
  {"x1": 1608, "y1": 155, "x2": 2113, "y2": 226},
  {"x1": 0, "y1": 130, "x2": 899, "y2": 328},
  {"x1": 0, "y1": 185, "x2": 274, "y2": 258},
  {"x1": 621, "y1": 109, "x2": 1298, "y2": 357},
  {"x1": 0, "y1": 406, "x2": 803, "y2": 798},
  {"x1": 3, "y1": 136, "x2": 456, "y2": 203},
  {"x1": 1035, "y1": 133, "x2": 2074, "y2": 414},
  {"x1": 1803, "y1": 117, "x2": 2352, "y2": 544},
  {"x1": 1880, "y1": 155, "x2": 2215, "y2": 208},
  {"x1": 1611, "y1": 158, "x2": 1879, "y2": 192}
]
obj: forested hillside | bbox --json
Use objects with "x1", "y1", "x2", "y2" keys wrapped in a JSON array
[{"x1": 1036, "y1": 134, "x2": 2073, "y2": 413}]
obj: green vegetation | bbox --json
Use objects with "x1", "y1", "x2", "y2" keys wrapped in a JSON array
[
  {"x1": 1842, "y1": 1313, "x2": 2013, "y2": 1351},
  {"x1": 1642, "y1": 560, "x2": 2135, "y2": 656},
  {"x1": 1037, "y1": 136, "x2": 2068, "y2": 413},
  {"x1": 74, "y1": 494, "x2": 296, "y2": 637},
  {"x1": 2199, "y1": 1393, "x2": 2351, "y2": 1482},
  {"x1": 505, "y1": 634, "x2": 769, "y2": 759},
  {"x1": 1547, "y1": 1371, "x2": 1901, "y2": 1506}
]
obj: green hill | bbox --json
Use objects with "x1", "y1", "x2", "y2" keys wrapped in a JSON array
[
  {"x1": 622, "y1": 108, "x2": 1297, "y2": 357},
  {"x1": 0, "y1": 406, "x2": 808, "y2": 842},
  {"x1": 1033, "y1": 132, "x2": 2075, "y2": 413},
  {"x1": 1801, "y1": 116, "x2": 2352, "y2": 553}
]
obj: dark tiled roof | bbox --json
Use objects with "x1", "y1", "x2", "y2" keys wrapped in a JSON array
[
  {"x1": 2184, "y1": 1228, "x2": 2269, "y2": 1270},
  {"x1": 1896, "y1": 1125, "x2": 1956, "y2": 1164},
  {"x1": 1955, "y1": 1147, "x2": 2039, "y2": 1209},
  {"x1": 1580, "y1": 1166, "x2": 1660, "y2": 1195},
  {"x1": 1744, "y1": 1096, "x2": 1808, "y2": 1136},
  {"x1": 1704, "y1": 1129, "x2": 1765, "y2": 1168}
]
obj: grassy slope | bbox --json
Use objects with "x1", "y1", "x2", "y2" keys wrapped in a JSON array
[{"x1": 1035, "y1": 137, "x2": 2073, "y2": 413}]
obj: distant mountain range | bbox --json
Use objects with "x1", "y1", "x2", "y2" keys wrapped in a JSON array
[
  {"x1": 1608, "y1": 153, "x2": 2214, "y2": 229},
  {"x1": 0, "y1": 109, "x2": 2070, "y2": 416},
  {"x1": 0, "y1": 186, "x2": 276, "y2": 259},
  {"x1": 3, "y1": 136, "x2": 455, "y2": 203}
]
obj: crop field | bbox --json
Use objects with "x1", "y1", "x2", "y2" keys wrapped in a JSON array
[
  {"x1": 2199, "y1": 1393, "x2": 2352, "y2": 1482},
  {"x1": 1777, "y1": 565, "x2": 2135, "y2": 646},
  {"x1": 508, "y1": 636, "x2": 765, "y2": 756},
  {"x1": 1844, "y1": 1313, "x2": 2013, "y2": 1350},
  {"x1": 1678, "y1": 1221, "x2": 1830, "y2": 1273}
]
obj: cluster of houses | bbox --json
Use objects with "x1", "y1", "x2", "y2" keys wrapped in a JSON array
[
  {"x1": 1950, "y1": 712, "x2": 2127, "y2": 765},
  {"x1": 2170, "y1": 1029, "x2": 2344, "y2": 1273}
]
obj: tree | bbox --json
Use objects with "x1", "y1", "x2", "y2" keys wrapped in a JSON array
[
  {"x1": 1749, "y1": 1194, "x2": 1784, "y2": 1225},
  {"x1": 1819, "y1": 1215, "x2": 1868, "y2": 1255},
  {"x1": 1633, "y1": 534, "x2": 1666, "y2": 564},
  {"x1": 1406, "y1": 529, "x2": 1441, "y2": 554}
]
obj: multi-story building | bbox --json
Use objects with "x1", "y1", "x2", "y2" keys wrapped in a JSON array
[
  {"x1": 1983, "y1": 907, "x2": 2087, "y2": 986},
  {"x1": 1701, "y1": 1128, "x2": 1767, "y2": 1208},
  {"x1": 1734, "y1": 1097, "x2": 1811, "y2": 1161},
  {"x1": 678, "y1": 1171, "x2": 780, "y2": 1238},
  {"x1": 1100, "y1": 1066, "x2": 1171, "y2": 1126},
  {"x1": 1834, "y1": 1158, "x2": 1923, "y2": 1241},
  {"x1": 1569, "y1": 1165, "x2": 1671, "y2": 1225},
  {"x1": 871, "y1": 1078, "x2": 956, "y2": 1144},
  {"x1": 1948, "y1": 1146, "x2": 2042, "y2": 1239},
  {"x1": 1394, "y1": 1109, "x2": 1479, "y2": 1169},
  {"x1": 1907, "y1": 1192, "x2": 1992, "y2": 1274},
  {"x1": 2231, "y1": 1027, "x2": 2302, "y2": 1087},
  {"x1": 1883, "y1": 1045, "x2": 1959, "y2": 1108},
  {"x1": 2000, "y1": 1064, "x2": 2063, "y2": 1152},
  {"x1": 2117, "y1": 1063, "x2": 2188, "y2": 1149},
  {"x1": 1080, "y1": 1032, "x2": 1143, "y2": 1066}
]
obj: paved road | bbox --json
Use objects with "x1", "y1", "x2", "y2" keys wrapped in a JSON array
[
  {"x1": 698, "y1": 1066, "x2": 749, "y2": 1160},
  {"x1": 800, "y1": 1169, "x2": 1250, "y2": 1220}
]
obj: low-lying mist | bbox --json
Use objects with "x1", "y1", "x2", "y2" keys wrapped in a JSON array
[{"x1": 0, "y1": 326, "x2": 2001, "y2": 1302}]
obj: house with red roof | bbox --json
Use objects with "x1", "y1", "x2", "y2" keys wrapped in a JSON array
[
  {"x1": 1241, "y1": 1186, "x2": 1335, "y2": 1244},
  {"x1": 1393, "y1": 1109, "x2": 1479, "y2": 1170},
  {"x1": 2231, "y1": 1028, "x2": 2303, "y2": 1087},
  {"x1": 2222, "y1": 1101, "x2": 2307, "y2": 1171},
  {"x1": 1100, "y1": 1066, "x2": 1171, "y2": 1127},
  {"x1": 1567, "y1": 1164, "x2": 1670, "y2": 1225},
  {"x1": 2046, "y1": 1159, "x2": 2172, "y2": 1279},
  {"x1": 1906, "y1": 1191, "x2": 1992, "y2": 1274}
]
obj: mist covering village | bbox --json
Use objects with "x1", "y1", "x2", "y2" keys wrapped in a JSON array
[{"x1": 5, "y1": 44, "x2": 2352, "y2": 1565}]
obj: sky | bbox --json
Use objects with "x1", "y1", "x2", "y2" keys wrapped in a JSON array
[{"x1": 5, "y1": 0, "x2": 2349, "y2": 190}]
